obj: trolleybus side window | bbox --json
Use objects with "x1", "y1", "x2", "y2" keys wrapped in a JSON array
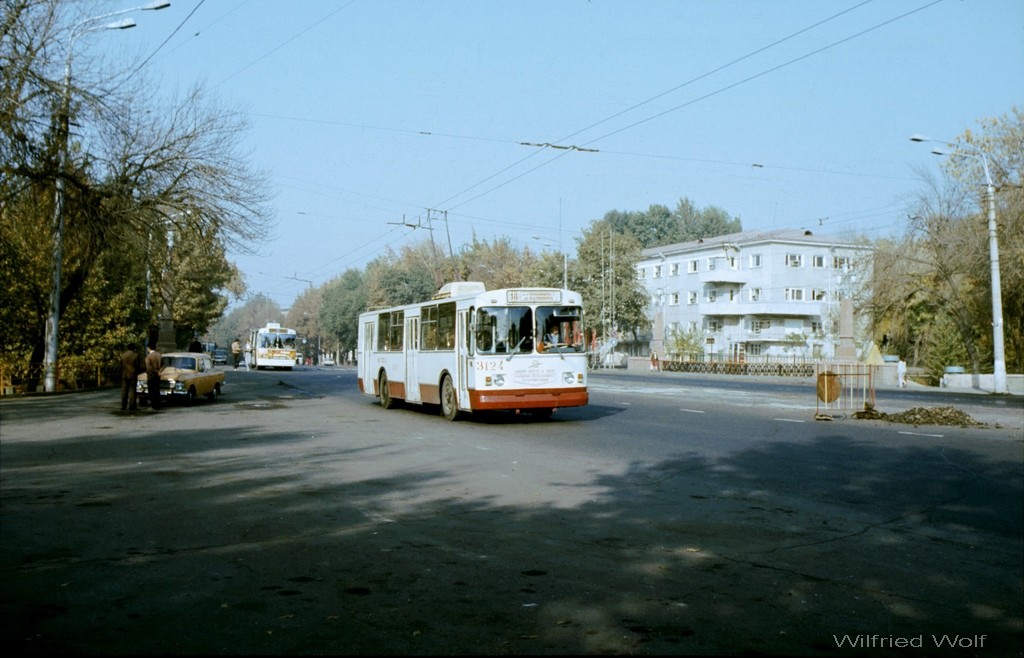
[
  {"x1": 377, "y1": 311, "x2": 404, "y2": 351},
  {"x1": 421, "y1": 306, "x2": 437, "y2": 350},
  {"x1": 419, "y1": 302, "x2": 455, "y2": 351},
  {"x1": 438, "y1": 302, "x2": 455, "y2": 350}
]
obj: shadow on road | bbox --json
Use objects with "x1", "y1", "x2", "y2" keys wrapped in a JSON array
[{"x1": 1, "y1": 399, "x2": 1021, "y2": 655}]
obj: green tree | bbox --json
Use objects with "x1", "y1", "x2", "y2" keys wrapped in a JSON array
[
  {"x1": 285, "y1": 286, "x2": 324, "y2": 360},
  {"x1": 363, "y1": 241, "x2": 440, "y2": 308},
  {"x1": 168, "y1": 235, "x2": 238, "y2": 341},
  {"x1": 922, "y1": 315, "x2": 971, "y2": 385},
  {"x1": 457, "y1": 236, "x2": 542, "y2": 289},
  {"x1": 601, "y1": 198, "x2": 742, "y2": 249},
  {"x1": 321, "y1": 269, "x2": 367, "y2": 359},
  {"x1": 672, "y1": 197, "x2": 742, "y2": 242},
  {"x1": 573, "y1": 221, "x2": 649, "y2": 341}
]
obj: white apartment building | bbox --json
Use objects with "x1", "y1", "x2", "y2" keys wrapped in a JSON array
[{"x1": 635, "y1": 228, "x2": 873, "y2": 361}]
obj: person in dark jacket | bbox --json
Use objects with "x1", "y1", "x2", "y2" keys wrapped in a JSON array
[
  {"x1": 145, "y1": 342, "x2": 162, "y2": 410},
  {"x1": 120, "y1": 344, "x2": 143, "y2": 411}
]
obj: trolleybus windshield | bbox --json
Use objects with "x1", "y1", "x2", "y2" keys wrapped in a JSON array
[{"x1": 473, "y1": 305, "x2": 584, "y2": 355}]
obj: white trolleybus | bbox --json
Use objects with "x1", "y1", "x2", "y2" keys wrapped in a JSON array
[
  {"x1": 357, "y1": 282, "x2": 588, "y2": 420},
  {"x1": 249, "y1": 322, "x2": 298, "y2": 370}
]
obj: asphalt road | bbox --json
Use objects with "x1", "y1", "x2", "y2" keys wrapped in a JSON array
[{"x1": 1, "y1": 367, "x2": 1021, "y2": 655}]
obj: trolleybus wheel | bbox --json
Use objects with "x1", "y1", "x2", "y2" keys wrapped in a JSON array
[
  {"x1": 440, "y1": 374, "x2": 460, "y2": 421},
  {"x1": 379, "y1": 372, "x2": 395, "y2": 409}
]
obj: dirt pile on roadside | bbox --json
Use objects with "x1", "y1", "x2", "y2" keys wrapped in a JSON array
[{"x1": 855, "y1": 404, "x2": 989, "y2": 427}]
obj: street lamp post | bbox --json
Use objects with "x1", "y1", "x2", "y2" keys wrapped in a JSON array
[
  {"x1": 42, "y1": 1, "x2": 170, "y2": 393},
  {"x1": 910, "y1": 134, "x2": 1007, "y2": 394}
]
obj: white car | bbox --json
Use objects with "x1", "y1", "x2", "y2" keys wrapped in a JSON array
[{"x1": 322, "y1": 355, "x2": 336, "y2": 366}]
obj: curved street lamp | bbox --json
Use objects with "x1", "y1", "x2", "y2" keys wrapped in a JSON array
[
  {"x1": 910, "y1": 134, "x2": 1007, "y2": 395},
  {"x1": 43, "y1": 2, "x2": 171, "y2": 393}
]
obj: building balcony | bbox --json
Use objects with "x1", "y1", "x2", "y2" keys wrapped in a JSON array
[
  {"x1": 698, "y1": 270, "x2": 747, "y2": 284},
  {"x1": 700, "y1": 301, "x2": 824, "y2": 317}
]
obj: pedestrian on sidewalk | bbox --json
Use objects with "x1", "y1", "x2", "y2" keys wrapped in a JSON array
[{"x1": 897, "y1": 356, "x2": 907, "y2": 388}]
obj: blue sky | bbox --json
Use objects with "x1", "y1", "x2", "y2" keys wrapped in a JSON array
[{"x1": 96, "y1": 0, "x2": 1024, "y2": 309}]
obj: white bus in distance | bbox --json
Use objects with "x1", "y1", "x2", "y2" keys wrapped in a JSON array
[
  {"x1": 249, "y1": 322, "x2": 298, "y2": 370},
  {"x1": 357, "y1": 281, "x2": 588, "y2": 420}
]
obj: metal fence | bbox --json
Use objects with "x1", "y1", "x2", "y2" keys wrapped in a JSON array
[
  {"x1": 1, "y1": 360, "x2": 120, "y2": 396},
  {"x1": 659, "y1": 354, "x2": 819, "y2": 377},
  {"x1": 814, "y1": 362, "x2": 877, "y2": 419}
]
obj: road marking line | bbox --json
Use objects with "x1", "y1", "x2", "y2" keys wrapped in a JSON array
[
  {"x1": 775, "y1": 418, "x2": 805, "y2": 423},
  {"x1": 898, "y1": 430, "x2": 944, "y2": 438},
  {"x1": 679, "y1": 408, "x2": 705, "y2": 414}
]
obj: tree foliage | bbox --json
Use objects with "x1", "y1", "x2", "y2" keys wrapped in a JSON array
[
  {"x1": 602, "y1": 197, "x2": 742, "y2": 249},
  {"x1": 320, "y1": 269, "x2": 366, "y2": 359},
  {"x1": 0, "y1": 1, "x2": 273, "y2": 387},
  {"x1": 872, "y1": 107, "x2": 1023, "y2": 376},
  {"x1": 208, "y1": 293, "x2": 282, "y2": 347},
  {"x1": 573, "y1": 221, "x2": 650, "y2": 340}
]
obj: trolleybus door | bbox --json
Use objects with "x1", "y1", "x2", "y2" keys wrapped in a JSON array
[
  {"x1": 457, "y1": 310, "x2": 470, "y2": 409},
  {"x1": 405, "y1": 316, "x2": 421, "y2": 403},
  {"x1": 361, "y1": 321, "x2": 374, "y2": 394}
]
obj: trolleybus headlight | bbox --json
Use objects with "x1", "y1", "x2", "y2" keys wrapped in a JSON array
[
  {"x1": 493, "y1": 374, "x2": 505, "y2": 386},
  {"x1": 563, "y1": 372, "x2": 575, "y2": 384}
]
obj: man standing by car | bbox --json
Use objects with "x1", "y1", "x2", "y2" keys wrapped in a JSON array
[
  {"x1": 120, "y1": 343, "x2": 142, "y2": 412},
  {"x1": 145, "y1": 341, "x2": 162, "y2": 410}
]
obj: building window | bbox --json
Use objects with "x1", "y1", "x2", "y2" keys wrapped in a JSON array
[
  {"x1": 688, "y1": 291, "x2": 698, "y2": 305},
  {"x1": 785, "y1": 288, "x2": 805, "y2": 301},
  {"x1": 786, "y1": 254, "x2": 802, "y2": 267},
  {"x1": 670, "y1": 263, "x2": 679, "y2": 276},
  {"x1": 728, "y1": 289, "x2": 736, "y2": 302},
  {"x1": 728, "y1": 256, "x2": 738, "y2": 270},
  {"x1": 707, "y1": 257, "x2": 716, "y2": 271},
  {"x1": 670, "y1": 293, "x2": 679, "y2": 305},
  {"x1": 752, "y1": 319, "x2": 771, "y2": 332},
  {"x1": 812, "y1": 288, "x2": 827, "y2": 300},
  {"x1": 749, "y1": 287, "x2": 761, "y2": 302},
  {"x1": 747, "y1": 343, "x2": 764, "y2": 356},
  {"x1": 669, "y1": 321, "x2": 680, "y2": 335},
  {"x1": 638, "y1": 267, "x2": 646, "y2": 279},
  {"x1": 707, "y1": 320, "x2": 721, "y2": 332},
  {"x1": 687, "y1": 321, "x2": 698, "y2": 332},
  {"x1": 749, "y1": 253, "x2": 762, "y2": 268},
  {"x1": 654, "y1": 265, "x2": 662, "y2": 278},
  {"x1": 688, "y1": 260, "x2": 698, "y2": 273},
  {"x1": 812, "y1": 254, "x2": 825, "y2": 268},
  {"x1": 811, "y1": 321, "x2": 823, "y2": 333},
  {"x1": 707, "y1": 289, "x2": 717, "y2": 303},
  {"x1": 833, "y1": 256, "x2": 851, "y2": 269}
]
